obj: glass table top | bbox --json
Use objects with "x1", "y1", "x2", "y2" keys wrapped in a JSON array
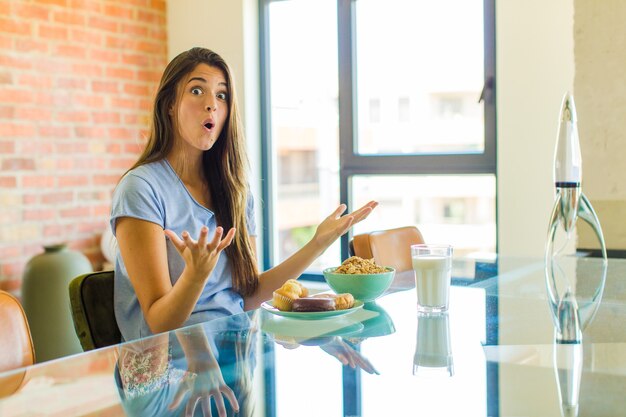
[{"x1": 1, "y1": 256, "x2": 625, "y2": 417}]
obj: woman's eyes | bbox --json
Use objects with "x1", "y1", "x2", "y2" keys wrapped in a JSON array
[{"x1": 189, "y1": 87, "x2": 228, "y2": 101}]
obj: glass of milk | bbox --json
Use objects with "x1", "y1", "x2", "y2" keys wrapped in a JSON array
[
  {"x1": 413, "y1": 312, "x2": 454, "y2": 377},
  {"x1": 411, "y1": 244, "x2": 453, "y2": 313}
]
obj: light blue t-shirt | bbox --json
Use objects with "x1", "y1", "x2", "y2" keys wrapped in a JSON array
[{"x1": 110, "y1": 159, "x2": 256, "y2": 341}]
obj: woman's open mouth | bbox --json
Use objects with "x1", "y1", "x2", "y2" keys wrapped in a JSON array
[{"x1": 204, "y1": 122, "x2": 214, "y2": 130}]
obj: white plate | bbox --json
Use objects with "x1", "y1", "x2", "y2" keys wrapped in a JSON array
[{"x1": 260, "y1": 299, "x2": 364, "y2": 320}]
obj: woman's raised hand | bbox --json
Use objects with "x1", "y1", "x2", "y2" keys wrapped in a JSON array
[
  {"x1": 165, "y1": 226, "x2": 236, "y2": 281},
  {"x1": 313, "y1": 201, "x2": 378, "y2": 249}
]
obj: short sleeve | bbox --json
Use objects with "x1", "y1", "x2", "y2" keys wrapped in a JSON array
[
  {"x1": 110, "y1": 173, "x2": 165, "y2": 236},
  {"x1": 246, "y1": 192, "x2": 257, "y2": 237}
]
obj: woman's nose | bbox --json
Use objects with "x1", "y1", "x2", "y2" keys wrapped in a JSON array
[{"x1": 206, "y1": 97, "x2": 217, "y2": 112}]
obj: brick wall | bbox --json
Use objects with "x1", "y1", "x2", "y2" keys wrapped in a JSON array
[{"x1": 0, "y1": 0, "x2": 168, "y2": 293}]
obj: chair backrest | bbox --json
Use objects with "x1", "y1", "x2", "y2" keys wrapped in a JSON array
[
  {"x1": 69, "y1": 270, "x2": 121, "y2": 351},
  {"x1": 350, "y1": 226, "x2": 425, "y2": 272},
  {"x1": 0, "y1": 290, "x2": 35, "y2": 372}
]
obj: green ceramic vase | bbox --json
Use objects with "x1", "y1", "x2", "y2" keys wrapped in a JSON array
[{"x1": 21, "y1": 243, "x2": 93, "y2": 362}]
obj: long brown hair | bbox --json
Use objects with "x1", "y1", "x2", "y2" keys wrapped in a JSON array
[{"x1": 130, "y1": 47, "x2": 259, "y2": 296}]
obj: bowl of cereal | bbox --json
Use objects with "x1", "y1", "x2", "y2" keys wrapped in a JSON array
[{"x1": 323, "y1": 256, "x2": 395, "y2": 302}]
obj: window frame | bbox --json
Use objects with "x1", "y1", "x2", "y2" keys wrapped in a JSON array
[{"x1": 259, "y1": 0, "x2": 497, "y2": 275}]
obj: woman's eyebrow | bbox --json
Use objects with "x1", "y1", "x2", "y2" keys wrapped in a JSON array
[
  {"x1": 186, "y1": 77, "x2": 228, "y2": 88},
  {"x1": 187, "y1": 77, "x2": 207, "y2": 84}
]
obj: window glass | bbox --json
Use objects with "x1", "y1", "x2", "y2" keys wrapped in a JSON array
[
  {"x1": 355, "y1": 0, "x2": 485, "y2": 155},
  {"x1": 268, "y1": 0, "x2": 340, "y2": 270},
  {"x1": 351, "y1": 175, "x2": 496, "y2": 258}
]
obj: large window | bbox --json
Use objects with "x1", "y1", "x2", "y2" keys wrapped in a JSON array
[{"x1": 260, "y1": 0, "x2": 496, "y2": 275}]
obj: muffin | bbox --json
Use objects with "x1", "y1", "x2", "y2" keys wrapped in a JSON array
[
  {"x1": 272, "y1": 288, "x2": 299, "y2": 311},
  {"x1": 281, "y1": 279, "x2": 309, "y2": 298}
]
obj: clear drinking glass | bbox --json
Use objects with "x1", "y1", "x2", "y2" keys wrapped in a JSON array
[
  {"x1": 413, "y1": 312, "x2": 454, "y2": 377},
  {"x1": 411, "y1": 244, "x2": 453, "y2": 313}
]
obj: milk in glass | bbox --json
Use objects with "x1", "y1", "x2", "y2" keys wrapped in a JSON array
[{"x1": 412, "y1": 255, "x2": 451, "y2": 312}]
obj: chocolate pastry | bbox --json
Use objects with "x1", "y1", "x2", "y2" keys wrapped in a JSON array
[{"x1": 292, "y1": 297, "x2": 336, "y2": 312}]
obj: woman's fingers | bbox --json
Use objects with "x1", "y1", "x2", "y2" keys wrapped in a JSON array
[
  {"x1": 212, "y1": 390, "x2": 227, "y2": 417},
  {"x1": 222, "y1": 386, "x2": 240, "y2": 413},
  {"x1": 197, "y1": 226, "x2": 209, "y2": 248}
]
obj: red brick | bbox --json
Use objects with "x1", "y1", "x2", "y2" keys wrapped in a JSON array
[
  {"x1": 108, "y1": 127, "x2": 136, "y2": 140},
  {"x1": 88, "y1": 16, "x2": 118, "y2": 33},
  {"x1": 105, "y1": 35, "x2": 136, "y2": 50},
  {"x1": 105, "y1": 67, "x2": 134, "y2": 80},
  {"x1": 69, "y1": 0, "x2": 101, "y2": 13},
  {"x1": 38, "y1": 25, "x2": 69, "y2": 41},
  {"x1": 14, "y1": 39, "x2": 49, "y2": 53},
  {"x1": 18, "y1": 141, "x2": 53, "y2": 154},
  {"x1": 111, "y1": 97, "x2": 137, "y2": 109},
  {"x1": 35, "y1": 92, "x2": 72, "y2": 107},
  {"x1": 110, "y1": 158, "x2": 136, "y2": 170},
  {"x1": 42, "y1": 191, "x2": 73, "y2": 204},
  {"x1": 13, "y1": 3, "x2": 51, "y2": 21},
  {"x1": 0, "y1": 105, "x2": 15, "y2": 118},
  {"x1": 23, "y1": 209, "x2": 56, "y2": 221},
  {"x1": 57, "y1": 77, "x2": 87, "y2": 90},
  {"x1": 0, "y1": 246, "x2": 21, "y2": 258},
  {"x1": 35, "y1": 0, "x2": 68, "y2": 6},
  {"x1": 137, "y1": 70, "x2": 161, "y2": 83},
  {"x1": 150, "y1": 0, "x2": 166, "y2": 12},
  {"x1": 2, "y1": 158, "x2": 36, "y2": 170},
  {"x1": 0, "y1": 141, "x2": 15, "y2": 153},
  {"x1": 53, "y1": 10, "x2": 86, "y2": 26},
  {"x1": 0, "y1": 85, "x2": 33, "y2": 104},
  {"x1": 23, "y1": 175, "x2": 55, "y2": 187},
  {"x1": 0, "y1": 55, "x2": 32, "y2": 70},
  {"x1": 121, "y1": 53, "x2": 149, "y2": 67},
  {"x1": 137, "y1": 10, "x2": 163, "y2": 24},
  {"x1": 0, "y1": 18, "x2": 32, "y2": 36},
  {"x1": 55, "y1": 142, "x2": 88, "y2": 153},
  {"x1": 0, "y1": 35, "x2": 12, "y2": 48},
  {"x1": 92, "y1": 112, "x2": 121, "y2": 124},
  {"x1": 72, "y1": 63, "x2": 103, "y2": 77},
  {"x1": 17, "y1": 74, "x2": 53, "y2": 89},
  {"x1": 44, "y1": 224, "x2": 75, "y2": 237},
  {"x1": 70, "y1": 29, "x2": 103, "y2": 46},
  {"x1": 88, "y1": 48, "x2": 120, "y2": 64},
  {"x1": 58, "y1": 176, "x2": 89, "y2": 187},
  {"x1": 60, "y1": 206, "x2": 91, "y2": 217},
  {"x1": 15, "y1": 107, "x2": 53, "y2": 121},
  {"x1": 93, "y1": 174, "x2": 120, "y2": 186},
  {"x1": 92, "y1": 80, "x2": 119, "y2": 94},
  {"x1": 149, "y1": 28, "x2": 167, "y2": 42},
  {"x1": 57, "y1": 110, "x2": 90, "y2": 123},
  {"x1": 94, "y1": 204, "x2": 112, "y2": 217},
  {"x1": 120, "y1": 23, "x2": 148, "y2": 37},
  {"x1": 103, "y1": 4, "x2": 135, "y2": 19},
  {"x1": 75, "y1": 126, "x2": 107, "y2": 138},
  {"x1": 124, "y1": 143, "x2": 144, "y2": 154},
  {"x1": 0, "y1": 124, "x2": 37, "y2": 137},
  {"x1": 106, "y1": 143, "x2": 122, "y2": 154},
  {"x1": 56, "y1": 44, "x2": 87, "y2": 59},
  {"x1": 0, "y1": 176, "x2": 17, "y2": 187},
  {"x1": 38, "y1": 125, "x2": 71, "y2": 138},
  {"x1": 123, "y1": 83, "x2": 151, "y2": 96},
  {"x1": 74, "y1": 94, "x2": 105, "y2": 108}
]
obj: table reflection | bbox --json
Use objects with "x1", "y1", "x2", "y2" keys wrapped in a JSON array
[{"x1": 116, "y1": 313, "x2": 258, "y2": 417}]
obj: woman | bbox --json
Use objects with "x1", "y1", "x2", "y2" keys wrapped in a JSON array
[{"x1": 111, "y1": 47, "x2": 377, "y2": 341}]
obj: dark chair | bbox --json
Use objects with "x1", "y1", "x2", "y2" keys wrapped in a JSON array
[
  {"x1": 350, "y1": 226, "x2": 425, "y2": 272},
  {"x1": 69, "y1": 270, "x2": 121, "y2": 351}
]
